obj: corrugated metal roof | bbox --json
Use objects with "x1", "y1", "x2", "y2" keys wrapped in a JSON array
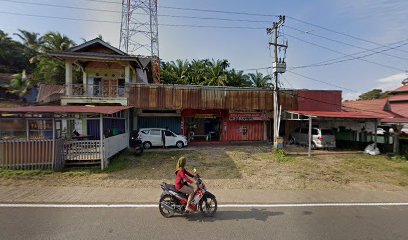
[
  {"x1": 288, "y1": 110, "x2": 383, "y2": 119},
  {"x1": 0, "y1": 105, "x2": 131, "y2": 114},
  {"x1": 381, "y1": 117, "x2": 408, "y2": 123},
  {"x1": 388, "y1": 94, "x2": 408, "y2": 102},
  {"x1": 36, "y1": 84, "x2": 64, "y2": 104},
  {"x1": 391, "y1": 85, "x2": 408, "y2": 93},
  {"x1": 389, "y1": 103, "x2": 408, "y2": 118},
  {"x1": 342, "y1": 99, "x2": 394, "y2": 118}
]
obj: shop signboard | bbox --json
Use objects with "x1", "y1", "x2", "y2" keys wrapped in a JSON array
[{"x1": 229, "y1": 113, "x2": 268, "y2": 121}]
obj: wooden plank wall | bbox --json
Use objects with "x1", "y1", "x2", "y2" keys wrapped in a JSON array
[
  {"x1": 0, "y1": 139, "x2": 64, "y2": 170},
  {"x1": 128, "y1": 85, "x2": 297, "y2": 111}
]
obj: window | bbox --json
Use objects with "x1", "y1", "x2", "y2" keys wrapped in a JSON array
[
  {"x1": 165, "y1": 130, "x2": 176, "y2": 137},
  {"x1": 312, "y1": 129, "x2": 319, "y2": 135},
  {"x1": 141, "y1": 130, "x2": 150, "y2": 134},
  {"x1": 150, "y1": 129, "x2": 161, "y2": 135}
]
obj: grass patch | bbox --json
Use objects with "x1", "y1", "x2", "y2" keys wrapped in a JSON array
[{"x1": 0, "y1": 169, "x2": 53, "y2": 177}]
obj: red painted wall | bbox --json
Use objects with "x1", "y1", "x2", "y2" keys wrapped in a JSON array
[
  {"x1": 224, "y1": 121, "x2": 265, "y2": 141},
  {"x1": 297, "y1": 90, "x2": 342, "y2": 112}
]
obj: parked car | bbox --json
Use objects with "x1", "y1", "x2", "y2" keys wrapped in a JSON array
[
  {"x1": 138, "y1": 128, "x2": 188, "y2": 149},
  {"x1": 289, "y1": 127, "x2": 336, "y2": 149},
  {"x1": 129, "y1": 130, "x2": 143, "y2": 155}
]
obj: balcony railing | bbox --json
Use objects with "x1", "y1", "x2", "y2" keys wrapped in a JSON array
[{"x1": 64, "y1": 84, "x2": 126, "y2": 98}]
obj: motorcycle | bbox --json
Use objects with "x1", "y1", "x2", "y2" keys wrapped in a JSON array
[
  {"x1": 159, "y1": 169, "x2": 217, "y2": 218},
  {"x1": 129, "y1": 131, "x2": 143, "y2": 156}
]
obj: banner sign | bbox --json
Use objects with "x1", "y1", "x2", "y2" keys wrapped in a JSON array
[{"x1": 229, "y1": 113, "x2": 269, "y2": 121}]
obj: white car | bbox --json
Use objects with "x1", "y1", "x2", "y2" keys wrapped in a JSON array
[
  {"x1": 290, "y1": 127, "x2": 336, "y2": 149},
  {"x1": 138, "y1": 128, "x2": 188, "y2": 149}
]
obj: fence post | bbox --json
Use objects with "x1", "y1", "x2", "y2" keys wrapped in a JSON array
[
  {"x1": 52, "y1": 118, "x2": 56, "y2": 170},
  {"x1": 100, "y1": 114, "x2": 104, "y2": 170}
]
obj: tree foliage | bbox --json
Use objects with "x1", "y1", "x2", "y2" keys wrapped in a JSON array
[
  {"x1": 160, "y1": 59, "x2": 271, "y2": 88},
  {"x1": 1, "y1": 28, "x2": 274, "y2": 89},
  {"x1": 358, "y1": 89, "x2": 389, "y2": 100}
]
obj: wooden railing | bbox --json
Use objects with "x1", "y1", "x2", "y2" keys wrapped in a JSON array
[
  {"x1": 0, "y1": 139, "x2": 64, "y2": 170},
  {"x1": 63, "y1": 140, "x2": 101, "y2": 162},
  {"x1": 64, "y1": 84, "x2": 126, "y2": 98}
]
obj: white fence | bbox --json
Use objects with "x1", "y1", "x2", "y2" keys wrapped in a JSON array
[{"x1": 104, "y1": 133, "x2": 129, "y2": 160}]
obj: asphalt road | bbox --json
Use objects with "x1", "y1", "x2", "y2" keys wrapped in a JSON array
[{"x1": 0, "y1": 206, "x2": 407, "y2": 240}]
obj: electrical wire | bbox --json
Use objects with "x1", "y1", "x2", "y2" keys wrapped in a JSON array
[
  {"x1": 285, "y1": 25, "x2": 408, "y2": 61},
  {"x1": 291, "y1": 40, "x2": 408, "y2": 70},
  {"x1": 286, "y1": 16, "x2": 408, "y2": 55},
  {"x1": 286, "y1": 70, "x2": 358, "y2": 93},
  {"x1": 285, "y1": 33, "x2": 406, "y2": 72}
]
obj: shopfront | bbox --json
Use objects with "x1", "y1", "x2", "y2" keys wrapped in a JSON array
[
  {"x1": 224, "y1": 112, "x2": 269, "y2": 141},
  {"x1": 182, "y1": 109, "x2": 228, "y2": 142}
]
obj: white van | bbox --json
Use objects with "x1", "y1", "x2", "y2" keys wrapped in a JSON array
[{"x1": 138, "y1": 128, "x2": 188, "y2": 149}]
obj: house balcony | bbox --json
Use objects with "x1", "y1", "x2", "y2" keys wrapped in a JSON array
[{"x1": 61, "y1": 84, "x2": 128, "y2": 106}]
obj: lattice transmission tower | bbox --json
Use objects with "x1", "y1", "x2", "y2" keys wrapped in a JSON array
[{"x1": 119, "y1": 0, "x2": 160, "y2": 82}]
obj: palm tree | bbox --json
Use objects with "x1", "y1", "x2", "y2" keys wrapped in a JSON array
[
  {"x1": 31, "y1": 32, "x2": 76, "y2": 84},
  {"x1": 248, "y1": 71, "x2": 272, "y2": 88},
  {"x1": 0, "y1": 30, "x2": 26, "y2": 72},
  {"x1": 13, "y1": 29, "x2": 42, "y2": 66},
  {"x1": 226, "y1": 69, "x2": 251, "y2": 87},
  {"x1": 7, "y1": 70, "x2": 31, "y2": 97},
  {"x1": 189, "y1": 59, "x2": 209, "y2": 85},
  {"x1": 202, "y1": 59, "x2": 229, "y2": 86},
  {"x1": 41, "y1": 31, "x2": 76, "y2": 51},
  {"x1": 168, "y1": 59, "x2": 190, "y2": 84}
]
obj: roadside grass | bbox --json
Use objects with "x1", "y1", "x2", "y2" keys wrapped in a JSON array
[
  {"x1": 0, "y1": 169, "x2": 53, "y2": 177},
  {"x1": 1, "y1": 145, "x2": 408, "y2": 190},
  {"x1": 106, "y1": 149, "x2": 242, "y2": 180}
]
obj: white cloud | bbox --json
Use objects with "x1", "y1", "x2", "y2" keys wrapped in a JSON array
[
  {"x1": 343, "y1": 92, "x2": 361, "y2": 101},
  {"x1": 376, "y1": 73, "x2": 406, "y2": 91}
]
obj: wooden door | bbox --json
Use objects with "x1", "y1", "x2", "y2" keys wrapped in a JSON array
[{"x1": 103, "y1": 79, "x2": 118, "y2": 97}]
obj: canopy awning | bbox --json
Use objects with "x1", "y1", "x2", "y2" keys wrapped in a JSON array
[
  {"x1": 0, "y1": 105, "x2": 132, "y2": 115},
  {"x1": 286, "y1": 110, "x2": 382, "y2": 119}
]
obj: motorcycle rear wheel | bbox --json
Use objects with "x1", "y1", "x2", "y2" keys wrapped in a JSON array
[
  {"x1": 199, "y1": 195, "x2": 217, "y2": 217},
  {"x1": 159, "y1": 194, "x2": 176, "y2": 218}
]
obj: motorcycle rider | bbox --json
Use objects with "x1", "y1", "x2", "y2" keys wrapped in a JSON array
[{"x1": 175, "y1": 157, "x2": 197, "y2": 212}]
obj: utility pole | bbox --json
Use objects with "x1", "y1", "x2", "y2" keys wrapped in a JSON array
[{"x1": 267, "y1": 15, "x2": 287, "y2": 148}]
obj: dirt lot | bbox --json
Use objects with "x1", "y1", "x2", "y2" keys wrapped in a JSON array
[{"x1": 1, "y1": 143, "x2": 408, "y2": 190}]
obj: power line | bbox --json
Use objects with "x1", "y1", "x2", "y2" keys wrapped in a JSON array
[
  {"x1": 285, "y1": 33, "x2": 407, "y2": 72},
  {"x1": 1, "y1": 0, "x2": 274, "y2": 23},
  {"x1": 0, "y1": 0, "x2": 121, "y2": 14},
  {"x1": 0, "y1": 11, "x2": 121, "y2": 23},
  {"x1": 286, "y1": 16, "x2": 408, "y2": 55},
  {"x1": 286, "y1": 70, "x2": 358, "y2": 93},
  {"x1": 291, "y1": 40, "x2": 408, "y2": 70},
  {"x1": 285, "y1": 25, "x2": 408, "y2": 61},
  {"x1": 0, "y1": 11, "x2": 268, "y2": 30}
]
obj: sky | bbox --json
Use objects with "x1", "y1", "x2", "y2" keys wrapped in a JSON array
[{"x1": 1, "y1": 0, "x2": 407, "y2": 100}]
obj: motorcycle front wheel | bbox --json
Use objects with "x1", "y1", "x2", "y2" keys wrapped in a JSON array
[
  {"x1": 159, "y1": 194, "x2": 176, "y2": 218},
  {"x1": 199, "y1": 195, "x2": 217, "y2": 217}
]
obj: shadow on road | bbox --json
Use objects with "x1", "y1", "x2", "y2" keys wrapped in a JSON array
[{"x1": 183, "y1": 208, "x2": 284, "y2": 222}]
